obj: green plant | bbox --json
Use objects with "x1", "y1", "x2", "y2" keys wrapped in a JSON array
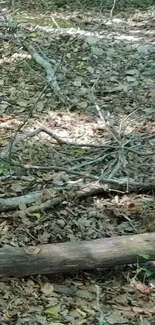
[{"x1": 136, "y1": 253, "x2": 152, "y2": 279}]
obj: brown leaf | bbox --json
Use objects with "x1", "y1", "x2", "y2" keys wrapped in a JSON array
[
  {"x1": 26, "y1": 246, "x2": 41, "y2": 255},
  {"x1": 131, "y1": 278, "x2": 150, "y2": 294}
]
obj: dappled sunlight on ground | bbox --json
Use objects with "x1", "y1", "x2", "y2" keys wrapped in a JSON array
[{"x1": 1, "y1": 2, "x2": 155, "y2": 324}]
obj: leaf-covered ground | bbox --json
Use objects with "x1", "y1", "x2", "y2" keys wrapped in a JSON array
[{"x1": 1, "y1": 1, "x2": 155, "y2": 324}]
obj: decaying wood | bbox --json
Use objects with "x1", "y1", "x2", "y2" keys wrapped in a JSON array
[
  {"x1": 0, "y1": 180, "x2": 154, "y2": 214},
  {"x1": 0, "y1": 189, "x2": 60, "y2": 212},
  {"x1": 0, "y1": 181, "x2": 108, "y2": 213},
  {"x1": 0, "y1": 233, "x2": 155, "y2": 277},
  {"x1": 23, "y1": 41, "x2": 70, "y2": 105}
]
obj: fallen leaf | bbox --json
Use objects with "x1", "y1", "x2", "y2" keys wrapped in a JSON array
[
  {"x1": 11, "y1": 182, "x2": 23, "y2": 193},
  {"x1": 85, "y1": 36, "x2": 99, "y2": 45},
  {"x1": 44, "y1": 308, "x2": 59, "y2": 317},
  {"x1": 91, "y1": 46, "x2": 104, "y2": 56},
  {"x1": 17, "y1": 100, "x2": 28, "y2": 107},
  {"x1": 31, "y1": 213, "x2": 41, "y2": 219},
  {"x1": 41, "y1": 283, "x2": 54, "y2": 296},
  {"x1": 130, "y1": 278, "x2": 150, "y2": 294},
  {"x1": 78, "y1": 101, "x2": 88, "y2": 109},
  {"x1": 29, "y1": 32, "x2": 37, "y2": 38},
  {"x1": 106, "y1": 311, "x2": 128, "y2": 324},
  {"x1": 26, "y1": 246, "x2": 41, "y2": 255}
]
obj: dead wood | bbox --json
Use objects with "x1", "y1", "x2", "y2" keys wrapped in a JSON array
[
  {"x1": 23, "y1": 41, "x2": 70, "y2": 105},
  {"x1": 0, "y1": 179, "x2": 154, "y2": 214},
  {"x1": 0, "y1": 233, "x2": 155, "y2": 277},
  {"x1": 0, "y1": 189, "x2": 61, "y2": 212},
  {"x1": 0, "y1": 181, "x2": 108, "y2": 213}
]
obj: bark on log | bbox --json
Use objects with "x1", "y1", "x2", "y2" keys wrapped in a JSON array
[{"x1": 0, "y1": 233, "x2": 155, "y2": 277}]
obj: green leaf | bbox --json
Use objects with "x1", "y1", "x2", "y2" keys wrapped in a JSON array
[
  {"x1": 70, "y1": 148, "x2": 87, "y2": 155},
  {"x1": 44, "y1": 309, "x2": 59, "y2": 318},
  {"x1": 138, "y1": 253, "x2": 150, "y2": 260},
  {"x1": 0, "y1": 163, "x2": 9, "y2": 175},
  {"x1": 145, "y1": 270, "x2": 152, "y2": 278},
  {"x1": 31, "y1": 213, "x2": 41, "y2": 219},
  {"x1": 136, "y1": 267, "x2": 147, "y2": 274}
]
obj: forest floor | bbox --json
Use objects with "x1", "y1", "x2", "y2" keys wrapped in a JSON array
[{"x1": 1, "y1": 1, "x2": 155, "y2": 324}]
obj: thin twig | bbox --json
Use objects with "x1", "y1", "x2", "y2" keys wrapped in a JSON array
[
  {"x1": 122, "y1": 214, "x2": 138, "y2": 233},
  {"x1": 127, "y1": 148, "x2": 155, "y2": 156},
  {"x1": 4, "y1": 159, "x2": 155, "y2": 192},
  {"x1": 110, "y1": 0, "x2": 117, "y2": 19},
  {"x1": 70, "y1": 153, "x2": 109, "y2": 171},
  {"x1": 0, "y1": 126, "x2": 117, "y2": 159},
  {"x1": 107, "y1": 158, "x2": 121, "y2": 179},
  {"x1": 95, "y1": 285, "x2": 104, "y2": 325},
  {"x1": 0, "y1": 175, "x2": 35, "y2": 181},
  {"x1": 21, "y1": 164, "x2": 100, "y2": 180}
]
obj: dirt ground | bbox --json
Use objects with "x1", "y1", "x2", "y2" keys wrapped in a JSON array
[{"x1": 1, "y1": 1, "x2": 155, "y2": 324}]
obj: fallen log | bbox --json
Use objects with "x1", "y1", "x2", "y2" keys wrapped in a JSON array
[{"x1": 0, "y1": 233, "x2": 155, "y2": 277}]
